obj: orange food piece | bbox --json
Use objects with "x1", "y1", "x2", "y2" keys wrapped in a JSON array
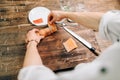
[
  {"x1": 39, "y1": 28, "x2": 51, "y2": 37},
  {"x1": 63, "y1": 38, "x2": 78, "y2": 52},
  {"x1": 38, "y1": 22, "x2": 57, "y2": 37},
  {"x1": 48, "y1": 22, "x2": 57, "y2": 32},
  {"x1": 33, "y1": 18, "x2": 43, "y2": 24}
]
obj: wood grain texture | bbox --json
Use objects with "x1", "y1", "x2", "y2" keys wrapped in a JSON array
[
  {"x1": 37, "y1": 25, "x2": 99, "y2": 70},
  {"x1": 0, "y1": 0, "x2": 60, "y2": 27},
  {"x1": 0, "y1": 24, "x2": 99, "y2": 77},
  {"x1": 0, "y1": 0, "x2": 119, "y2": 80}
]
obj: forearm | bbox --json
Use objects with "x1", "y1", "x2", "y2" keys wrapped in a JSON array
[
  {"x1": 64, "y1": 12, "x2": 104, "y2": 31},
  {"x1": 23, "y1": 41, "x2": 43, "y2": 67}
]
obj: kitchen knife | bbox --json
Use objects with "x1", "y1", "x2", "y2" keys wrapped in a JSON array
[{"x1": 62, "y1": 25, "x2": 100, "y2": 56}]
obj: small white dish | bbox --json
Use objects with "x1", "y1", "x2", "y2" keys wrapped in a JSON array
[{"x1": 28, "y1": 7, "x2": 51, "y2": 27}]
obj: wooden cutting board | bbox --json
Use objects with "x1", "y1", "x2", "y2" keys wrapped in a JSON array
[
  {"x1": 0, "y1": 24, "x2": 100, "y2": 77},
  {"x1": 37, "y1": 25, "x2": 100, "y2": 71}
]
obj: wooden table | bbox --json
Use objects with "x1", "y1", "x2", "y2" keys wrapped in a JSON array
[
  {"x1": 0, "y1": 23, "x2": 101, "y2": 79},
  {"x1": 0, "y1": 0, "x2": 115, "y2": 79}
]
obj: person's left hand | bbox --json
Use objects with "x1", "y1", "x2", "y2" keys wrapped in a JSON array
[{"x1": 25, "y1": 28, "x2": 44, "y2": 44}]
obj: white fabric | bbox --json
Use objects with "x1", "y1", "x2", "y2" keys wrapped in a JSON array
[
  {"x1": 99, "y1": 10, "x2": 120, "y2": 43},
  {"x1": 18, "y1": 10, "x2": 120, "y2": 80},
  {"x1": 18, "y1": 65, "x2": 57, "y2": 80},
  {"x1": 58, "y1": 42, "x2": 120, "y2": 80}
]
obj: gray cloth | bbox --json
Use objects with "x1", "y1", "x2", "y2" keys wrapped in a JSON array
[{"x1": 18, "y1": 10, "x2": 120, "y2": 80}]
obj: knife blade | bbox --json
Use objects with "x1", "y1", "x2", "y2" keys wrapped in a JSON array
[{"x1": 62, "y1": 26, "x2": 99, "y2": 56}]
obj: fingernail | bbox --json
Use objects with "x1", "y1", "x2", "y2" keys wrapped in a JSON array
[{"x1": 49, "y1": 22, "x2": 51, "y2": 24}]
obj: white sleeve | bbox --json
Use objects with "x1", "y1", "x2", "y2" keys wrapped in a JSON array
[
  {"x1": 99, "y1": 10, "x2": 120, "y2": 43},
  {"x1": 57, "y1": 62, "x2": 106, "y2": 80},
  {"x1": 18, "y1": 65, "x2": 57, "y2": 80}
]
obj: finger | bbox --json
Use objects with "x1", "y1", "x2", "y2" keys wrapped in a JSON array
[
  {"x1": 48, "y1": 13, "x2": 52, "y2": 21},
  {"x1": 37, "y1": 36, "x2": 44, "y2": 43},
  {"x1": 32, "y1": 28, "x2": 39, "y2": 32},
  {"x1": 40, "y1": 36, "x2": 45, "y2": 39},
  {"x1": 29, "y1": 28, "x2": 40, "y2": 35},
  {"x1": 35, "y1": 30, "x2": 40, "y2": 35},
  {"x1": 50, "y1": 17, "x2": 57, "y2": 24},
  {"x1": 25, "y1": 39, "x2": 28, "y2": 43},
  {"x1": 28, "y1": 28, "x2": 39, "y2": 33},
  {"x1": 48, "y1": 12, "x2": 56, "y2": 24}
]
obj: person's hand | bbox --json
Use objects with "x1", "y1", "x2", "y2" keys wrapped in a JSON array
[
  {"x1": 48, "y1": 11, "x2": 66, "y2": 24},
  {"x1": 25, "y1": 28, "x2": 44, "y2": 44}
]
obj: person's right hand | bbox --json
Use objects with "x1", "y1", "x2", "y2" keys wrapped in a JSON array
[
  {"x1": 48, "y1": 11, "x2": 66, "y2": 24},
  {"x1": 25, "y1": 28, "x2": 44, "y2": 44}
]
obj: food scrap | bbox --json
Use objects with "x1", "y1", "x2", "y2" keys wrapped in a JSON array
[
  {"x1": 33, "y1": 18, "x2": 43, "y2": 24},
  {"x1": 63, "y1": 38, "x2": 78, "y2": 52},
  {"x1": 48, "y1": 22, "x2": 57, "y2": 33},
  {"x1": 38, "y1": 22, "x2": 57, "y2": 37}
]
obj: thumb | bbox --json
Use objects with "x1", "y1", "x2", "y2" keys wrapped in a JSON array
[
  {"x1": 41, "y1": 36, "x2": 45, "y2": 39},
  {"x1": 39, "y1": 36, "x2": 45, "y2": 39},
  {"x1": 50, "y1": 17, "x2": 56, "y2": 24}
]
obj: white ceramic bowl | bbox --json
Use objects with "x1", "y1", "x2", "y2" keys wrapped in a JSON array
[{"x1": 28, "y1": 7, "x2": 50, "y2": 27}]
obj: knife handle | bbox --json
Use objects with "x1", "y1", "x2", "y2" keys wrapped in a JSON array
[{"x1": 90, "y1": 47, "x2": 100, "y2": 56}]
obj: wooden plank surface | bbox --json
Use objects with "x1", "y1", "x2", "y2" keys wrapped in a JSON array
[
  {"x1": 0, "y1": 24, "x2": 100, "y2": 76},
  {"x1": 0, "y1": 0, "x2": 119, "y2": 80},
  {"x1": 0, "y1": 0, "x2": 60, "y2": 27},
  {"x1": 38, "y1": 25, "x2": 100, "y2": 70}
]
